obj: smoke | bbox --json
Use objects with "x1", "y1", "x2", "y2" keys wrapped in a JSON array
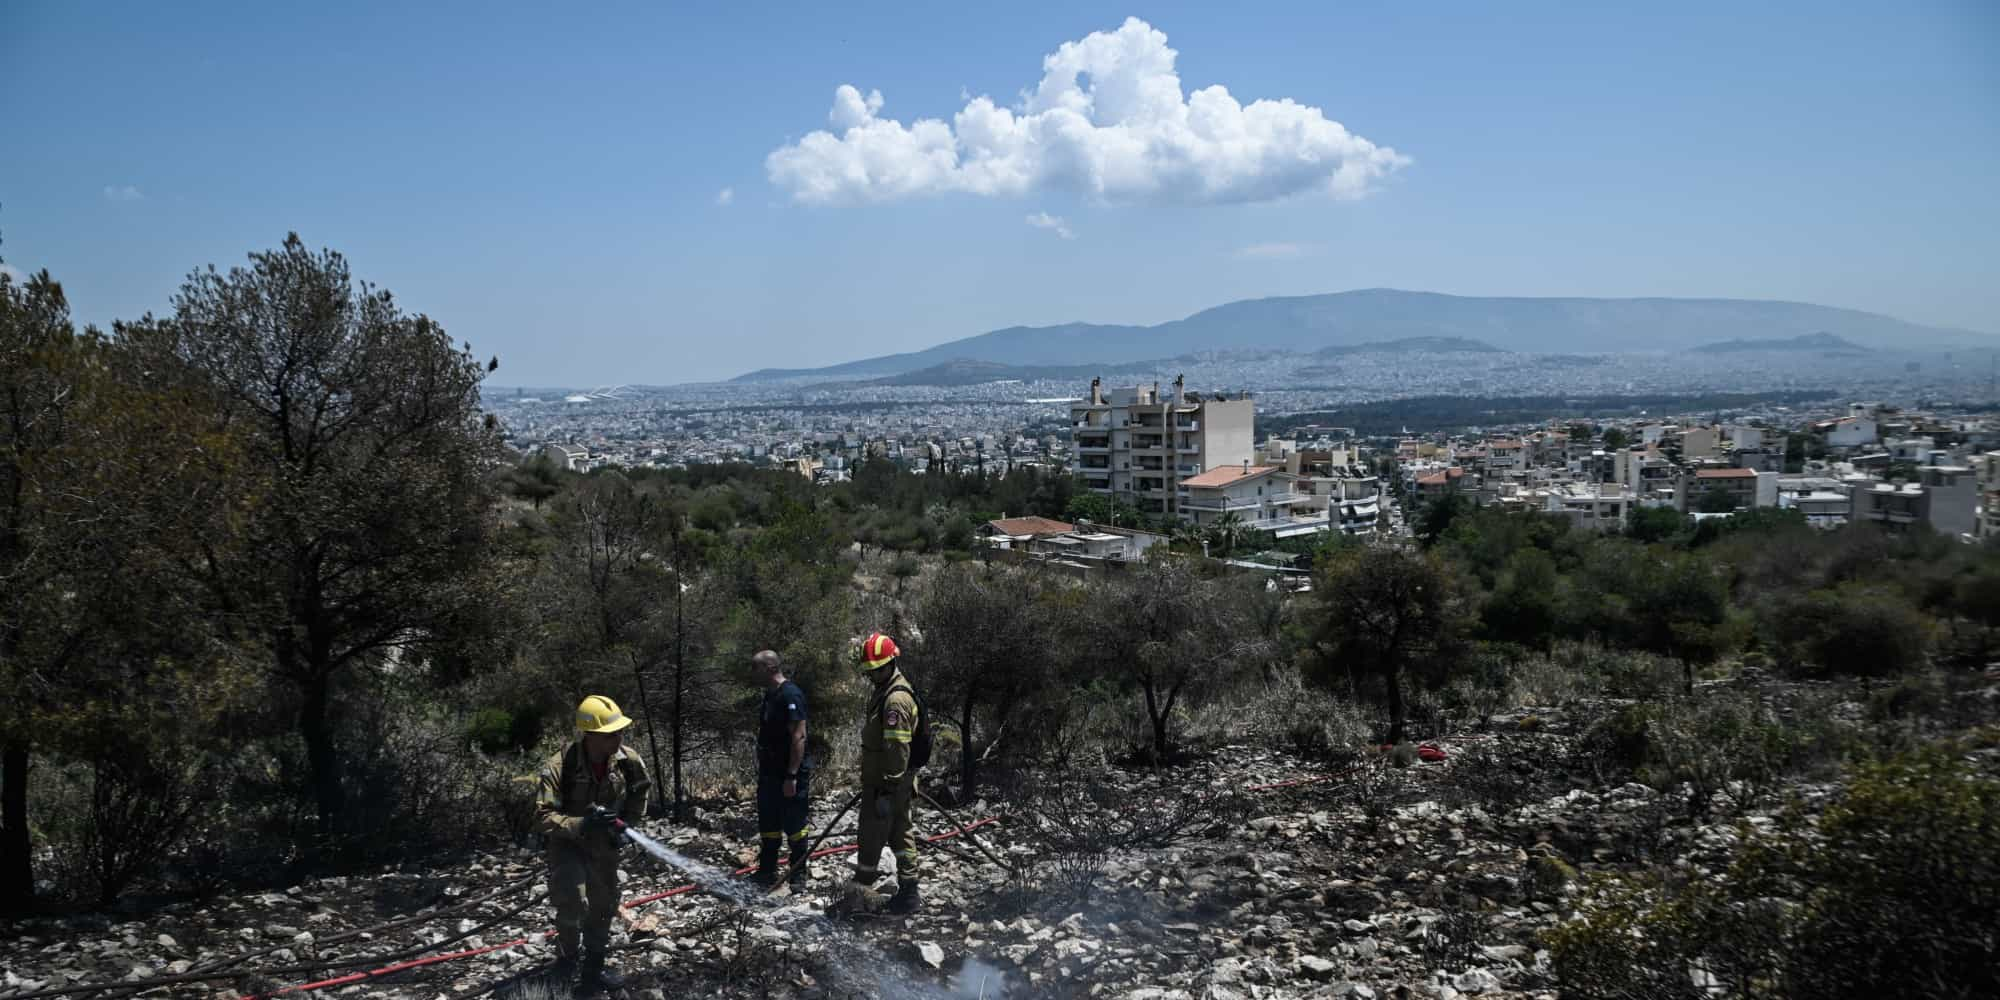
[{"x1": 621, "y1": 827, "x2": 1008, "y2": 998}]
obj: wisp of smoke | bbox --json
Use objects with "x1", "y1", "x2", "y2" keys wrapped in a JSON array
[{"x1": 621, "y1": 827, "x2": 1008, "y2": 998}]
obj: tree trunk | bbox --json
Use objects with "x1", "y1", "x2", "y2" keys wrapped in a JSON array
[
  {"x1": 1141, "y1": 678, "x2": 1168, "y2": 762},
  {"x1": 634, "y1": 651, "x2": 668, "y2": 820},
  {"x1": 1, "y1": 741, "x2": 31, "y2": 911},
  {"x1": 1385, "y1": 665, "x2": 1407, "y2": 745},
  {"x1": 957, "y1": 693, "x2": 978, "y2": 803},
  {"x1": 298, "y1": 671, "x2": 343, "y2": 843},
  {"x1": 669, "y1": 575, "x2": 689, "y2": 822}
]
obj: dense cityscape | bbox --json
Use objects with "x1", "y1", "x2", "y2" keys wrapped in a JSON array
[{"x1": 491, "y1": 347, "x2": 2000, "y2": 549}]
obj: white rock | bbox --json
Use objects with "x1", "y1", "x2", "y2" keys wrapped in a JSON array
[
  {"x1": 156, "y1": 934, "x2": 178, "y2": 950},
  {"x1": 1298, "y1": 955, "x2": 1338, "y2": 981},
  {"x1": 917, "y1": 941, "x2": 944, "y2": 968},
  {"x1": 1453, "y1": 968, "x2": 1501, "y2": 994}
]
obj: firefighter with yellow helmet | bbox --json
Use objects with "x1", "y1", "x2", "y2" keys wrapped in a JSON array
[
  {"x1": 534, "y1": 695, "x2": 651, "y2": 992},
  {"x1": 851, "y1": 632, "x2": 923, "y2": 914}
]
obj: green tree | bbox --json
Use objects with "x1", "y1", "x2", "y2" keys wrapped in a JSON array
[
  {"x1": 1415, "y1": 493, "x2": 1470, "y2": 548},
  {"x1": 2, "y1": 268, "x2": 246, "y2": 906},
  {"x1": 1695, "y1": 487, "x2": 1740, "y2": 514},
  {"x1": 1626, "y1": 504, "x2": 1688, "y2": 544},
  {"x1": 1767, "y1": 585, "x2": 1932, "y2": 678},
  {"x1": 1311, "y1": 545, "x2": 1469, "y2": 744},
  {"x1": 1206, "y1": 511, "x2": 1248, "y2": 557},
  {"x1": 118, "y1": 236, "x2": 506, "y2": 844},
  {"x1": 1098, "y1": 552, "x2": 1276, "y2": 760},
  {"x1": 1481, "y1": 547, "x2": 1563, "y2": 651},
  {"x1": 0, "y1": 269, "x2": 95, "y2": 906},
  {"x1": 911, "y1": 564, "x2": 1058, "y2": 798},
  {"x1": 1602, "y1": 427, "x2": 1630, "y2": 451}
]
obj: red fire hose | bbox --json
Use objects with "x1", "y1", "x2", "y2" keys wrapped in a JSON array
[{"x1": 241, "y1": 816, "x2": 1002, "y2": 999}]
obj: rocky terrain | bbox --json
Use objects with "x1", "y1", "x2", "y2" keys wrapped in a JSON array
[{"x1": 1, "y1": 690, "x2": 1849, "y2": 1000}]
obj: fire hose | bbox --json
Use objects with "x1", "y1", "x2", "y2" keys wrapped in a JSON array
[{"x1": 6, "y1": 776, "x2": 1041, "y2": 1000}]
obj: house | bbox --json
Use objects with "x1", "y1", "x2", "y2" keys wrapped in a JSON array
[
  {"x1": 1413, "y1": 466, "x2": 1466, "y2": 506},
  {"x1": 979, "y1": 516, "x2": 1076, "y2": 549},
  {"x1": 1180, "y1": 463, "x2": 1318, "y2": 535},
  {"x1": 1537, "y1": 482, "x2": 1635, "y2": 532},
  {"x1": 1825, "y1": 416, "x2": 1879, "y2": 449},
  {"x1": 536, "y1": 443, "x2": 590, "y2": 471}
]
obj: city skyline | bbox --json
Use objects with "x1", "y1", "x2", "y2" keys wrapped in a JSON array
[{"x1": 3, "y1": 2, "x2": 1996, "y2": 384}]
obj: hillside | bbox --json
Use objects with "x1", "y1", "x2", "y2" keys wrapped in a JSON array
[
  {"x1": 731, "y1": 289, "x2": 1988, "y2": 380},
  {"x1": 1692, "y1": 331, "x2": 1870, "y2": 354}
]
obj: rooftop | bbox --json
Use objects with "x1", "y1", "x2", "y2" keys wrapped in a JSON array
[
  {"x1": 1182, "y1": 464, "x2": 1281, "y2": 488},
  {"x1": 1695, "y1": 468, "x2": 1758, "y2": 479},
  {"x1": 985, "y1": 516, "x2": 1075, "y2": 536}
]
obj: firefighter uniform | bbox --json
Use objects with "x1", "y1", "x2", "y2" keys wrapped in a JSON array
[
  {"x1": 534, "y1": 699, "x2": 650, "y2": 979},
  {"x1": 855, "y1": 663, "x2": 920, "y2": 897}
]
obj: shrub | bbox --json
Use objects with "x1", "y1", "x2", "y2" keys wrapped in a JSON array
[
  {"x1": 466, "y1": 707, "x2": 517, "y2": 755},
  {"x1": 1767, "y1": 585, "x2": 1933, "y2": 678},
  {"x1": 1548, "y1": 743, "x2": 2000, "y2": 999}
]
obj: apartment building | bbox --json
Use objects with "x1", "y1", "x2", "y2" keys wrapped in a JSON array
[
  {"x1": 1853, "y1": 465, "x2": 1977, "y2": 537},
  {"x1": 1536, "y1": 482, "x2": 1635, "y2": 532},
  {"x1": 1071, "y1": 376, "x2": 1254, "y2": 518},
  {"x1": 1690, "y1": 468, "x2": 1763, "y2": 511}
]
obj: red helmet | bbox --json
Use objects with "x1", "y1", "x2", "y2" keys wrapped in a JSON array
[{"x1": 856, "y1": 632, "x2": 900, "y2": 670}]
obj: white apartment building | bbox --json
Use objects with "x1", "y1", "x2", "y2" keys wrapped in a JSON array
[{"x1": 1071, "y1": 376, "x2": 1255, "y2": 518}]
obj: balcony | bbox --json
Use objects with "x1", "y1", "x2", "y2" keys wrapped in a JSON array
[
  {"x1": 1074, "y1": 443, "x2": 1110, "y2": 455},
  {"x1": 1176, "y1": 420, "x2": 1199, "y2": 431},
  {"x1": 1181, "y1": 497, "x2": 1263, "y2": 513}
]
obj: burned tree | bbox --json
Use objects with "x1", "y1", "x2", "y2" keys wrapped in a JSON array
[
  {"x1": 1311, "y1": 544, "x2": 1469, "y2": 745},
  {"x1": 911, "y1": 563, "x2": 1057, "y2": 800}
]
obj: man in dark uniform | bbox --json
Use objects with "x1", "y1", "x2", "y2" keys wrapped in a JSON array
[{"x1": 751, "y1": 649, "x2": 812, "y2": 888}]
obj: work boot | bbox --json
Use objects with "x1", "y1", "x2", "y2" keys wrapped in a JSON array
[
  {"x1": 887, "y1": 880, "x2": 921, "y2": 915},
  {"x1": 547, "y1": 953, "x2": 578, "y2": 986},
  {"x1": 787, "y1": 841, "x2": 810, "y2": 887},
  {"x1": 753, "y1": 837, "x2": 782, "y2": 887},
  {"x1": 576, "y1": 952, "x2": 624, "y2": 993}
]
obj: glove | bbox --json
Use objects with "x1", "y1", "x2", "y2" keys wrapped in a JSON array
[
  {"x1": 581, "y1": 808, "x2": 611, "y2": 834},
  {"x1": 874, "y1": 792, "x2": 892, "y2": 820}
]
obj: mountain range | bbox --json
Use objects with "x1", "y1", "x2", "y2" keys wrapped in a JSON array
[{"x1": 731, "y1": 289, "x2": 1990, "y2": 381}]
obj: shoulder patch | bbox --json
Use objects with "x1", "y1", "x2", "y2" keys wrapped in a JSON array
[{"x1": 883, "y1": 708, "x2": 907, "y2": 729}]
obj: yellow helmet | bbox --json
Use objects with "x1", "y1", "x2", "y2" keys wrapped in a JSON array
[{"x1": 575, "y1": 695, "x2": 633, "y2": 734}]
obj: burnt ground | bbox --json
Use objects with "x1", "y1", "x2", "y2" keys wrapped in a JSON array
[{"x1": 6, "y1": 674, "x2": 1992, "y2": 1000}]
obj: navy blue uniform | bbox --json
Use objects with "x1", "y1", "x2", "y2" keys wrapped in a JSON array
[{"x1": 755, "y1": 680, "x2": 812, "y2": 884}]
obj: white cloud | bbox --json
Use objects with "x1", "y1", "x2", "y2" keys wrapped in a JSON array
[
  {"x1": 1235, "y1": 242, "x2": 1309, "y2": 260},
  {"x1": 766, "y1": 17, "x2": 1407, "y2": 205},
  {"x1": 1025, "y1": 211, "x2": 1075, "y2": 239},
  {"x1": 716, "y1": 186, "x2": 735, "y2": 206},
  {"x1": 102, "y1": 184, "x2": 144, "y2": 201},
  {"x1": 0, "y1": 263, "x2": 24, "y2": 284}
]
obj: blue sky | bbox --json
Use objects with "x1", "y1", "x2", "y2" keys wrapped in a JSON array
[{"x1": 2, "y1": 2, "x2": 1995, "y2": 384}]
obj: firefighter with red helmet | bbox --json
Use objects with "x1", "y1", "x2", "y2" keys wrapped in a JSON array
[{"x1": 851, "y1": 632, "x2": 922, "y2": 914}]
